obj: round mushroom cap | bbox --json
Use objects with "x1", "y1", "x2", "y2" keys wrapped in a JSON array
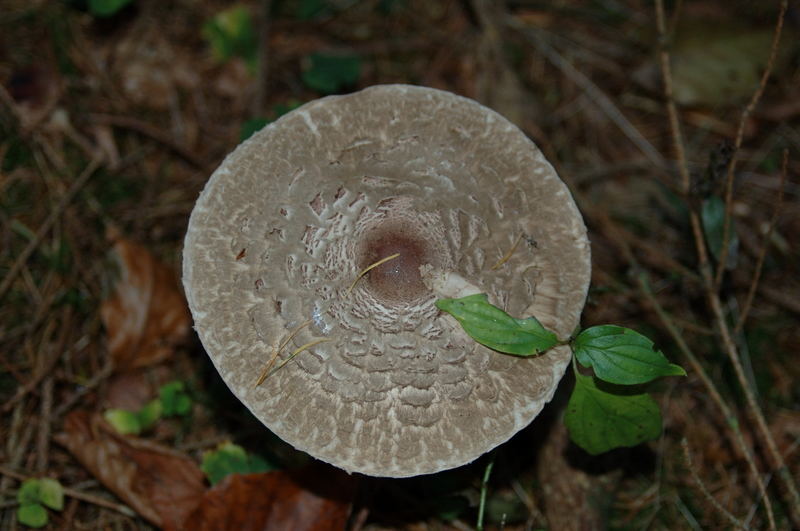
[{"x1": 183, "y1": 85, "x2": 591, "y2": 477}]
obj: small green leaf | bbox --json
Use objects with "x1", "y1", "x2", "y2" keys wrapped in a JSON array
[
  {"x1": 301, "y1": 53, "x2": 361, "y2": 94},
  {"x1": 104, "y1": 409, "x2": 141, "y2": 435},
  {"x1": 239, "y1": 118, "x2": 270, "y2": 142},
  {"x1": 701, "y1": 195, "x2": 739, "y2": 263},
  {"x1": 201, "y1": 442, "x2": 276, "y2": 485},
  {"x1": 17, "y1": 503, "x2": 48, "y2": 528},
  {"x1": 136, "y1": 399, "x2": 163, "y2": 430},
  {"x1": 203, "y1": 6, "x2": 257, "y2": 72},
  {"x1": 436, "y1": 294, "x2": 559, "y2": 356},
  {"x1": 159, "y1": 381, "x2": 192, "y2": 417},
  {"x1": 37, "y1": 479, "x2": 64, "y2": 511},
  {"x1": 573, "y1": 325, "x2": 685, "y2": 385},
  {"x1": 88, "y1": 0, "x2": 133, "y2": 17},
  {"x1": 17, "y1": 479, "x2": 41, "y2": 505},
  {"x1": 240, "y1": 102, "x2": 303, "y2": 141},
  {"x1": 565, "y1": 373, "x2": 662, "y2": 455}
]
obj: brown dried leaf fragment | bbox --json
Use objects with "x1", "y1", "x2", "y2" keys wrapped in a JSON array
[
  {"x1": 101, "y1": 232, "x2": 191, "y2": 371},
  {"x1": 54, "y1": 410, "x2": 205, "y2": 529},
  {"x1": 182, "y1": 466, "x2": 356, "y2": 531}
]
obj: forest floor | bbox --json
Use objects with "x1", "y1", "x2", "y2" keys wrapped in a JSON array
[{"x1": 1, "y1": 0, "x2": 799, "y2": 529}]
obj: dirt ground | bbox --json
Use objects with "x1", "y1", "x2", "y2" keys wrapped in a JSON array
[{"x1": 1, "y1": 0, "x2": 799, "y2": 529}]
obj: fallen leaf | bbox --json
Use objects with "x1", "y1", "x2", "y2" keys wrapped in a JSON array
[
  {"x1": 183, "y1": 466, "x2": 356, "y2": 531},
  {"x1": 54, "y1": 410, "x2": 205, "y2": 529},
  {"x1": 101, "y1": 230, "x2": 191, "y2": 371}
]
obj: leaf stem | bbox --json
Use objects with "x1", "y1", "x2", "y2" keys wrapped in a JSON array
[{"x1": 476, "y1": 452, "x2": 496, "y2": 531}]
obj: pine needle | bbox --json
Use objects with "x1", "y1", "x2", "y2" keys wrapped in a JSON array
[
  {"x1": 491, "y1": 233, "x2": 523, "y2": 270},
  {"x1": 259, "y1": 338, "x2": 332, "y2": 383},
  {"x1": 255, "y1": 320, "x2": 311, "y2": 387},
  {"x1": 347, "y1": 253, "x2": 400, "y2": 295}
]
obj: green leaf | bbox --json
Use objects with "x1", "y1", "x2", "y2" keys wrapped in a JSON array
[
  {"x1": 88, "y1": 0, "x2": 133, "y2": 17},
  {"x1": 17, "y1": 479, "x2": 41, "y2": 505},
  {"x1": 17, "y1": 503, "x2": 48, "y2": 528},
  {"x1": 136, "y1": 399, "x2": 163, "y2": 430},
  {"x1": 37, "y1": 479, "x2": 64, "y2": 511},
  {"x1": 104, "y1": 409, "x2": 141, "y2": 435},
  {"x1": 203, "y1": 6, "x2": 257, "y2": 72},
  {"x1": 573, "y1": 325, "x2": 686, "y2": 385},
  {"x1": 301, "y1": 53, "x2": 361, "y2": 94},
  {"x1": 435, "y1": 294, "x2": 559, "y2": 356},
  {"x1": 565, "y1": 373, "x2": 662, "y2": 455},
  {"x1": 296, "y1": 0, "x2": 331, "y2": 19},
  {"x1": 701, "y1": 195, "x2": 739, "y2": 264},
  {"x1": 201, "y1": 442, "x2": 276, "y2": 485},
  {"x1": 240, "y1": 118, "x2": 270, "y2": 142},
  {"x1": 159, "y1": 381, "x2": 192, "y2": 417}
]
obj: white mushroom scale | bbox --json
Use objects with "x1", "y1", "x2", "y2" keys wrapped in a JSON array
[{"x1": 183, "y1": 85, "x2": 591, "y2": 477}]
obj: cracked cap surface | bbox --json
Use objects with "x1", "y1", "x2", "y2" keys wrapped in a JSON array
[{"x1": 183, "y1": 85, "x2": 591, "y2": 477}]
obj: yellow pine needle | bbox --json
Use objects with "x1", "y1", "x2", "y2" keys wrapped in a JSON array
[
  {"x1": 347, "y1": 253, "x2": 400, "y2": 295},
  {"x1": 491, "y1": 233, "x2": 523, "y2": 270},
  {"x1": 259, "y1": 338, "x2": 332, "y2": 383},
  {"x1": 255, "y1": 320, "x2": 311, "y2": 387}
]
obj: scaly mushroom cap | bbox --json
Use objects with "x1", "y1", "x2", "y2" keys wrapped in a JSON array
[{"x1": 183, "y1": 85, "x2": 590, "y2": 477}]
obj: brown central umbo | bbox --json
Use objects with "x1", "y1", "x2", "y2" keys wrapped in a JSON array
[{"x1": 360, "y1": 228, "x2": 428, "y2": 302}]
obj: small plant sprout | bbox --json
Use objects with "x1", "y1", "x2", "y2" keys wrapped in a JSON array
[
  {"x1": 436, "y1": 294, "x2": 686, "y2": 455},
  {"x1": 16, "y1": 478, "x2": 64, "y2": 528},
  {"x1": 104, "y1": 380, "x2": 193, "y2": 435}
]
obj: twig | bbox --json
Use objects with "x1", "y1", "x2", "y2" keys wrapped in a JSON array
[
  {"x1": 505, "y1": 17, "x2": 666, "y2": 169},
  {"x1": 88, "y1": 113, "x2": 205, "y2": 168},
  {"x1": 2, "y1": 309, "x2": 73, "y2": 413},
  {"x1": 681, "y1": 439, "x2": 747, "y2": 529},
  {"x1": 476, "y1": 452, "x2": 496, "y2": 531},
  {"x1": 0, "y1": 466, "x2": 135, "y2": 518},
  {"x1": 35, "y1": 376, "x2": 54, "y2": 474},
  {"x1": 655, "y1": 0, "x2": 799, "y2": 525},
  {"x1": 0, "y1": 158, "x2": 101, "y2": 301},
  {"x1": 714, "y1": 1, "x2": 788, "y2": 286},
  {"x1": 637, "y1": 273, "x2": 776, "y2": 530},
  {"x1": 735, "y1": 150, "x2": 787, "y2": 334},
  {"x1": 53, "y1": 361, "x2": 114, "y2": 419},
  {"x1": 251, "y1": 0, "x2": 274, "y2": 116}
]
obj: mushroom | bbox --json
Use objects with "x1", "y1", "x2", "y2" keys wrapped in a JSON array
[{"x1": 183, "y1": 85, "x2": 590, "y2": 477}]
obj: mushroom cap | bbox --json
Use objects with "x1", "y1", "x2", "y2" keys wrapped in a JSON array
[{"x1": 183, "y1": 85, "x2": 591, "y2": 477}]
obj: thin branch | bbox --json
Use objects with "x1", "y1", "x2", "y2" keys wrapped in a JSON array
[
  {"x1": 505, "y1": 17, "x2": 666, "y2": 169},
  {"x1": 88, "y1": 114, "x2": 205, "y2": 169},
  {"x1": 0, "y1": 158, "x2": 101, "y2": 301},
  {"x1": 735, "y1": 150, "x2": 787, "y2": 334},
  {"x1": 681, "y1": 439, "x2": 748, "y2": 529},
  {"x1": 638, "y1": 273, "x2": 776, "y2": 531},
  {"x1": 715, "y1": 1, "x2": 788, "y2": 286},
  {"x1": 251, "y1": 0, "x2": 274, "y2": 117},
  {"x1": 655, "y1": 0, "x2": 799, "y2": 524},
  {"x1": 653, "y1": 0, "x2": 712, "y2": 281}
]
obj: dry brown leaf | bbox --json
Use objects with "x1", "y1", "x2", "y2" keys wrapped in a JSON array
[
  {"x1": 54, "y1": 410, "x2": 206, "y2": 529},
  {"x1": 182, "y1": 466, "x2": 356, "y2": 531},
  {"x1": 101, "y1": 231, "x2": 190, "y2": 371}
]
